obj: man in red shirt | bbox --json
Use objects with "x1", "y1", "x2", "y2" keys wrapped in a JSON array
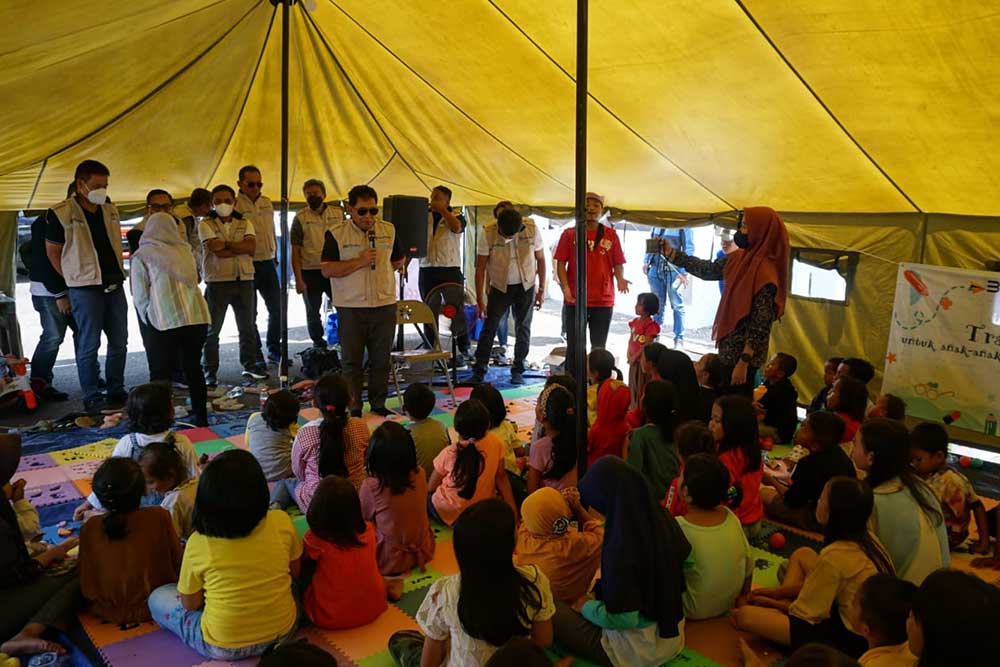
[{"x1": 553, "y1": 192, "x2": 629, "y2": 375}]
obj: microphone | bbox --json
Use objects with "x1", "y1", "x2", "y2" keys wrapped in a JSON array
[{"x1": 368, "y1": 231, "x2": 376, "y2": 270}]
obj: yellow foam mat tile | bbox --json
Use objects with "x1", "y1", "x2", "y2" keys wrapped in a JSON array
[{"x1": 49, "y1": 439, "x2": 117, "y2": 465}]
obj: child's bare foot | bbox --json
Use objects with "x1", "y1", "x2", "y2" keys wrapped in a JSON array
[
  {"x1": 1, "y1": 624, "x2": 65, "y2": 656},
  {"x1": 385, "y1": 576, "x2": 405, "y2": 601}
]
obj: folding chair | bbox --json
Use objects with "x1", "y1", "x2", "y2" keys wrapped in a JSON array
[{"x1": 390, "y1": 300, "x2": 457, "y2": 410}]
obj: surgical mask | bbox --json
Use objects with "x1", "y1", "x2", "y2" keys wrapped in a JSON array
[
  {"x1": 86, "y1": 187, "x2": 107, "y2": 205},
  {"x1": 307, "y1": 195, "x2": 324, "y2": 210},
  {"x1": 734, "y1": 230, "x2": 750, "y2": 249},
  {"x1": 215, "y1": 203, "x2": 234, "y2": 218}
]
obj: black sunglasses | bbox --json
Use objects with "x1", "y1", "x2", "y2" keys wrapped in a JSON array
[
  {"x1": 243, "y1": 181, "x2": 262, "y2": 188},
  {"x1": 355, "y1": 207, "x2": 378, "y2": 216}
]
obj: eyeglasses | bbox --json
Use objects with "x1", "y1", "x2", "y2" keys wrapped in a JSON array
[
  {"x1": 243, "y1": 181, "x2": 262, "y2": 188},
  {"x1": 148, "y1": 203, "x2": 172, "y2": 212},
  {"x1": 355, "y1": 207, "x2": 378, "y2": 216}
]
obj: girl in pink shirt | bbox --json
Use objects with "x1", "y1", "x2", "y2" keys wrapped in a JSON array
[{"x1": 428, "y1": 399, "x2": 517, "y2": 526}]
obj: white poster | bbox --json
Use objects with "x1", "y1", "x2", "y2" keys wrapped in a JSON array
[{"x1": 883, "y1": 263, "x2": 1000, "y2": 438}]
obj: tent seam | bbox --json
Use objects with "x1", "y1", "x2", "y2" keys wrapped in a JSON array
[
  {"x1": 732, "y1": 0, "x2": 923, "y2": 213},
  {"x1": 26, "y1": 158, "x2": 48, "y2": 210},
  {"x1": 366, "y1": 150, "x2": 398, "y2": 185}
]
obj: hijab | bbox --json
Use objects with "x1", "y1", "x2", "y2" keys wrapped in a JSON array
[
  {"x1": 133, "y1": 213, "x2": 199, "y2": 287},
  {"x1": 521, "y1": 487, "x2": 572, "y2": 538},
  {"x1": 713, "y1": 206, "x2": 789, "y2": 341},
  {"x1": 0, "y1": 434, "x2": 38, "y2": 588},
  {"x1": 579, "y1": 456, "x2": 690, "y2": 638}
]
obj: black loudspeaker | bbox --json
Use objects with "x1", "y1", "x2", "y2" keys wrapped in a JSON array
[{"x1": 382, "y1": 195, "x2": 429, "y2": 259}]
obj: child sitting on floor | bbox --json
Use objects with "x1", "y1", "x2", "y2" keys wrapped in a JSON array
[
  {"x1": 733, "y1": 476, "x2": 895, "y2": 658},
  {"x1": 304, "y1": 476, "x2": 388, "y2": 629},
  {"x1": 388, "y1": 498, "x2": 555, "y2": 667},
  {"x1": 74, "y1": 383, "x2": 200, "y2": 520},
  {"x1": 694, "y1": 352, "x2": 725, "y2": 424},
  {"x1": 756, "y1": 352, "x2": 799, "y2": 444},
  {"x1": 625, "y1": 380, "x2": 680, "y2": 500},
  {"x1": 663, "y1": 420, "x2": 716, "y2": 517},
  {"x1": 532, "y1": 374, "x2": 579, "y2": 444},
  {"x1": 515, "y1": 487, "x2": 603, "y2": 604},
  {"x1": 139, "y1": 441, "x2": 199, "y2": 540},
  {"x1": 627, "y1": 292, "x2": 661, "y2": 409},
  {"x1": 526, "y1": 385, "x2": 578, "y2": 494},
  {"x1": 429, "y1": 399, "x2": 517, "y2": 525},
  {"x1": 762, "y1": 411, "x2": 855, "y2": 532},
  {"x1": 360, "y1": 422, "x2": 435, "y2": 581},
  {"x1": 403, "y1": 382, "x2": 450, "y2": 481},
  {"x1": 867, "y1": 394, "x2": 906, "y2": 421},
  {"x1": 471, "y1": 383, "x2": 526, "y2": 494},
  {"x1": 907, "y1": 569, "x2": 1000, "y2": 667},
  {"x1": 909, "y1": 422, "x2": 990, "y2": 554},
  {"x1": 626, "y1": 342, "x2": 667, "y2": 429},
  {"x1": 807, "y1": 356, "x2": 843, "y2": 415},
  {"x1": 851, "y1": 574, "x2": 917, "y2": 667},
  {"x1": 827, "y1": 375, "x2": 869, "y2": 452},
  {"x1": 710, "y1": 396, "x2": 764, "y2": 537},
  {"x1": 586, "y1": 349, "x2": 631, "y2": 464},
  {"x1": 148, "y1": 450, "x2": 302, "y2": 661},
  {"x1": 246, "y1": 390, "x2": 299, "y2": 481},
  {"x1": 80, "y1": 457, "x2": 182, "y2": 625},
  {"x1": 675, "y1": 453, "x2": 752, "y2": 620}
]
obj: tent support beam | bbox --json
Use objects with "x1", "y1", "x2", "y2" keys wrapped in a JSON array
[
  {"x1": 574, "y1": 0, "x2": 589, "y2": 477},
  {"x1": 278, "y1": 0, "x2": 291, "y2": 386}
]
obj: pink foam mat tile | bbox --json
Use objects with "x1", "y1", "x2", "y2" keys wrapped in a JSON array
[
  {"x1": 64, "y1": 459, "x2": 104, "y2": 480},
  {"x1": 17, "y1": 465, "x2": 70, "y2": 488},
  {"x1": 16, "y1": 453, "x2": 56, "y2": 471},
  {"x1": 24, "y1": 480, "x2": 81, "y2": 507},
  {"x1": 225, "y1": 434, "x2": 248, "y2": 449}
]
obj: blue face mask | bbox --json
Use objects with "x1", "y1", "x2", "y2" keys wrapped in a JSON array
[{"x1": 734, "y1": 230, "x2": 750, "y2": 249}]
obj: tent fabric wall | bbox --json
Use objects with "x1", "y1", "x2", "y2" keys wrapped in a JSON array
[
  {"x1": 923, "y1": 215, "x2": 1000, "y2": 270},
  {"x1": 0, "y1": 212, "x2": 17, "y2": 300}
]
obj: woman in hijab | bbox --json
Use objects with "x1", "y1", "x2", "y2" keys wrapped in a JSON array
[
  {"x1": 130, "y1": 212, "x2": 211, "y2": 426},
  {"x1": 552, "y1": 457, "x2": 690, "y2": 667},
  {"x1": 659, "y1": 206, "x2": 790, "y2": 396},
  {"x1": 0, "y1": 435, "x2": 82, "y2": 656}
]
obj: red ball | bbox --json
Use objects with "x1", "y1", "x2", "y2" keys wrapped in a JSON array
[
  {"x1": 768, "y1": 532, "x2": 786, "y2": 550},
  {"x1": 760, "y1": 437, "x2": 775, "y2": 451},
  {"x1": 959, "y1": 456, "x2": 973, "y2": 468}
]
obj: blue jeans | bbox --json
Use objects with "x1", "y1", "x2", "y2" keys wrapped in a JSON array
[
  {"x1": 148, "y1": 584, "x2": 288, "y2": 660},
  {"x1": 30, "y1": 295, "x2": 78, "y2": 385},
  {"x1": 269, "y1": 478, "x2": 301, "y2": 510},
  {"x1": 68, "y1": 286, "x2": 128, "y2": 401},
  {"x1": 647, "y1": 269, "x2": 685, "y2": 340}
]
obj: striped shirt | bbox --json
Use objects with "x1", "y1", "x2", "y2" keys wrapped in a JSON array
[{"x1": 130, "y1": 254, "x2": 211, "y2": 331}]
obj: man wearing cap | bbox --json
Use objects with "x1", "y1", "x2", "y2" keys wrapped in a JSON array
[
  {"x1": 643, "y1": 226, "x2": 695, "y2": 348},
  {"x1": 471, "y1": 204, "x2": 545, "y2": 385},
  {"x1": 553, "y1": 192, "x2": 629, "y2": 373}
]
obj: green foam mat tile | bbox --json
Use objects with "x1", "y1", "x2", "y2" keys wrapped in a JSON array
[
  {"x1": 292, "y1": 514, "x2": 308, "y2": 538},
  {"x1": 431, "y1": 412, "x2": 454, "y2": 428},
  {"x1": 358, "y1": 649, "x2": 396, "y2": 667},
  {"x1": 665, "y1": 647, "x2": 727, "y2": 666},
  {"x1": 750, "y1": 546, "x2": 787, "y2": 589},
  {"x1": 393, "y1": 586, "x2": 430, "y2": 620},
  {"x1": 431, "y1": 522, "x2": 453, "y2": 543},
  {"x1": 403, "y1": 566, "x2": 443, "y2": 594},
  {"x1": 193, "y1": 439, "x2": 237, "y2": 455},
  {"x1": 500, "y1": 386, "x2": 545, "y2": 400}
]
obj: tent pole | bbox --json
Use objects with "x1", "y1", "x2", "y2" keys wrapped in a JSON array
[
  {"x1": 278, "y1": 0, "x2": 291, "y2": 387},
  {"x1": 574, "y1": 0, "x2": 589, "y2": 477}
]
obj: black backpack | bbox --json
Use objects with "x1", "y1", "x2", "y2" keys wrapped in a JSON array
[{"x1": 299, "y1": 347, "x2": 342, "y2": 379}]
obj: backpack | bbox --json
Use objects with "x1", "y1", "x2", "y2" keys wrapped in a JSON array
[{"x1": 299, "y1": 347, "x2": 342, "y2": 379}]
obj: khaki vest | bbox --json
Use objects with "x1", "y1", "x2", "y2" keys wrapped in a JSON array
[
  {"x1": 49, "y1": 196, "x2": 123, "y2": 288},
  {"x1": 420, "y1": 210, "x2": 464, "y2": 268},
  {"x1": 236, "y1": 192, "x2": 275, "y2": 261},
  {"x1": 484, "y1": 217, "x2": 540, "y2": 292},
  {"x1": 294, "y1": 204, "x2": 344, "y2": 270},
  {"x1": 329, "y1": 219, "x2": 398, "y2": 309},
  {"x1": 199, "y1": 216, "x2": 255, "y2": 283}
]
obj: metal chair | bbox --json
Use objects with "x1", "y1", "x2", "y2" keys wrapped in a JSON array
[{"x1": 390, "y1": 300, "x2": 457, "y2": 410}]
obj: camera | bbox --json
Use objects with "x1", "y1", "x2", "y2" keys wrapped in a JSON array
[{"x1": 645, "y1": 238, "x2": 663, "y2": 254}]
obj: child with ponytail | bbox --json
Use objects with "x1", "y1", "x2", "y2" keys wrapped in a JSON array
[
  {"x1": 527, "y1": 384, "x2": 578, "y2": 494},
  {"x1": 80, "y1": 457, "x2": 182, "y2": 625},
  {"x1": 139, "y1": 441, "x2": 199, "y2": 539},
  {"x1": 428, "y1": 399, "x2": 517, "y2": 525},
  {"x1": 586, "y1": 349, "x2": 631, "y2": 465}
]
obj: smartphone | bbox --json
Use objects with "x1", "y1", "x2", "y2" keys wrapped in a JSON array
[{"x1": 645, "y1": 238, "x2": 661, "y2": 254}]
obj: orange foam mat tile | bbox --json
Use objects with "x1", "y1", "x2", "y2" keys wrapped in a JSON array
[
  {"x1": 78, "y1": 611, "x2": 159, "y2": 648},
  {"x1": 72, "y1": 478, "x2": 93, "y2": 498},
  {"x1": 318, "y1": 606, "x2": 420, "y2": 664},
  {"x1": 225, "y1": 434, "x2": 247, "y2": 449},
  {"x1": 950, "y1": 552, "x2": 1000, "y2": 585},
  {"x1": 426, "y1": 538, "x2": 459, "y2": 575},
  {"x1": 684, "y1": 616, "x2": 785, "y2": 667}
]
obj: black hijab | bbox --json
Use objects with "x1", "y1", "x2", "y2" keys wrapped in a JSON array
[
  {"x1": 579, "y1": 456, "x2": 690, "y2": 638},
  {"x1": 0, "y1": 434, "x2": 39, "y2": 588},
  {"x1": 656, "y1": 350, "x2": 702, "y2": 423}
]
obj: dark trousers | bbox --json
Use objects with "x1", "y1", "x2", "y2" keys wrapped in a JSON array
[
  {"x1": 418, "y1": 267, "x2": 469, "y2": 353},
  {"x1": 338, "y1": 304, "x2": 397, "y2": 413},
  {"x1": 68, "y1": 286, "x2": 128, "y2": 401},
  {"x1": 0, "y1": 572, "x2": 81, "y2": 641},
  {"x1": 551, "y1": 602, "x2": 613, "y2": 666},
  {"x1": 719, "y1": 362, "x2": 759, "y2": 399},
  {"x1": 148, "y1": 323, "x2": 209, "y2": 425},
  {"x1": 203, "y1": 281, "x2": 262, "y2": 374},
  {"x1": 563, "y1": 304, "x2": 613, "y2": 377},
  {"x1": 30, "y1": 295, "x2": 78, "y2": 385},
  {"x1": 474, "y1": 285, "x2": 535, "y2": 374},
  {"x1": 301, "y1": 269, "x2": 332, "y2": 347},
  {"x1": 253, "y1": 260, "x2": 282, "y2": 360}
]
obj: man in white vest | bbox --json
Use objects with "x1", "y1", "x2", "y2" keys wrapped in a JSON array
[
  {"x1": 235, "y1": 165, "x2": 281, "y2": 366},
  {"x1": 470, "y1": 205, "x2": 546, "y2": 385},
  {"x1": 290, "y1": 178, "x2": 343, "y2": 348},
  {"x1": 321, "y1": 185, "x2": 407, "y2": 416},
  {"x1": 173, "y1": 187, "x2": 213, "y2": 274},
  {"x1": 419, "y1": 185, "x2": 470, "y2": 363},
  {"x1": 44, "y1": 159, "x2": 128, "y2": 411}
]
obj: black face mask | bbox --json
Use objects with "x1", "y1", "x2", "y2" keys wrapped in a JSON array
[
  {"x1": 307, "y1": 195, "x2": 324, "y2": 210},
  {"x1": 734, "y1": 230, "x2": 750, "y2": 249}
]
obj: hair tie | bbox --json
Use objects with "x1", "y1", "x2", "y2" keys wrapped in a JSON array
[
  {"x1": 552, "y1": 517, "x2": 570, "y2": 536},
  {"x1": 325, "y1": 404, "x2": 336, "y2": 413}
]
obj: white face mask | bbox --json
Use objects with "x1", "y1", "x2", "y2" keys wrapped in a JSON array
[
  {"x1": 86, "y1": 187, "x2": 107, "y2": 205},
  {"x1": 215, "y1": 203, "x2": 234, "y2": 218}
]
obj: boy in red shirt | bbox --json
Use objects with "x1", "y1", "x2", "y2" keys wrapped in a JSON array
[{"x1": 627, "y1": 292, "x2": 661, "y2": 408}]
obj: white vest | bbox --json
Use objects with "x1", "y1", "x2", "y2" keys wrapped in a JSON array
[
  {"x1": 199, "y1": 216, "x2": 255, "y2": 283},
  {"x1": 483, "y1": 218, "x2": 540, "y2": 292},
  {"x1": 329, "y1": 219, "x2": 398, "y2": 309},
  {"x1": 294, "y1": 204, "x2": 344, "y2": 270},
  {"x1": 420, "y1": 211, "x2": 464, "y2": 268},
  {"x1": 236, "y1": 192, "x2": 275, "y2": 261},
  {"x1": 49, "y1": 196, "x2": 123, "y2": 288}
]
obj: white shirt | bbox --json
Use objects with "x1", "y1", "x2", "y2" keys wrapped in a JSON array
[
  {"x1": 30, "y1": 281, "x2": 62, "y2": 298},
  {"x1": 236, "y1": 192, "x2": 276, "y2": 261}
]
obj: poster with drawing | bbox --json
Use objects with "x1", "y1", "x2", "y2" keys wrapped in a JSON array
[{"x1": 882, "y1": 263, "x2": 1000, "y2": 438}]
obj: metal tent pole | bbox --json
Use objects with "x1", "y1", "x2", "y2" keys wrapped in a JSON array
[
  {"x1": 278, "y1": 0, "x2": 291, "y2": 387},
  {"x1": 574, "y1": 0, "x2": 589, "y2": 477}
]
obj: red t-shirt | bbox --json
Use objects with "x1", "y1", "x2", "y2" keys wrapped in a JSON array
[
  {"x1": 628, "y1": 317, "x2": 660, "y2": 361},
  {"x1": 303, "y1": 523, "x2": 388, "y2": 629},
  {"x1": 553, "y1": 225, "x2": 626, "y2": 307},
  {"x1": 719, "y1": 449, "x2": 764, "y2": 525},
  {"x1": 663, "y1": 473, "x2": 688, "y2": 517}
]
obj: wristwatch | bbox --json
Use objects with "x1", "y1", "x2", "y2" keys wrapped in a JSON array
[{"x1": 739, "y1": 353, "x2": 753, "y2": 364}]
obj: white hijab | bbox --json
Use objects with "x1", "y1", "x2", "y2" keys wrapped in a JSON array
[{"x1": 134, "y1": 213, "x2": 198, "y2": 286}]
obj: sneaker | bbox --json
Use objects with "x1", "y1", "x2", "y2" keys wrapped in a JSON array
[
  {"x1": 83, "y1": 397, "x2": 108, "y2": 414},
  {"x1": 674, "y1": 338, "x2": 685, "y2": 350},
  {"x1": 38, "y1": 385, "x2": 69, "y2": 402},
  {"x1": 371, "y1": 406, "x2": 392, "y2": 417},
  {"x1": 267, "y1": 355, "x2": 294, "y2": 367},
  {"x1": 242, "y1": 367, "x2": 268, "y2": 381},
  {"x1": 96, "y1": 376, "x2": 107, "y2": 390},
  {"x1": 205, "y1": 374, "x2": 218, "y2": 388},
  {"x1": 510, "y1": 370, "x2": 525, "y2": 385},
  {"x1": 172, "y1": 380, "x2": 189, "y2": 391},
  {"x1": 450, "y1": 352, "x2": 469, "y2": 370}
]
